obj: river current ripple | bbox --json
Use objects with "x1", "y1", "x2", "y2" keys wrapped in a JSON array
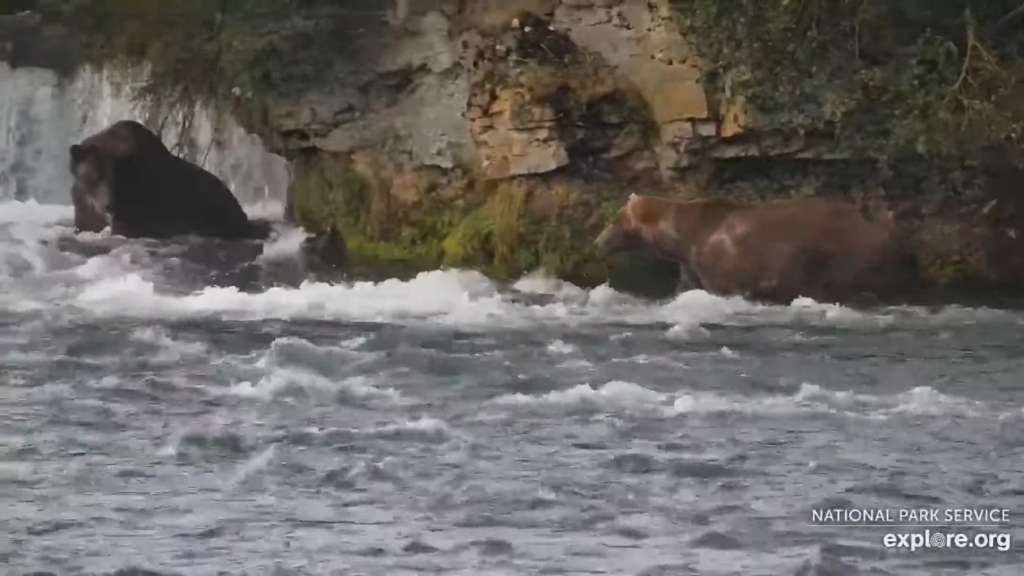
[{"x1": 1, "y1": 200, "x2": 1023, "y2": 576}]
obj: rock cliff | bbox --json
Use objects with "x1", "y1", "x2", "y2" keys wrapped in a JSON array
[
  {"x1": 235, "y1": 0, "x2": 735, "y2": 295},
  {"x1": 18, "y1": 0, "x2": 1024, "y2": 301}
]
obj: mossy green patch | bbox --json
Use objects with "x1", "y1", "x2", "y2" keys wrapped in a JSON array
[
  {"x1": 924, "y1": 259, "x2": 970, "y2": 287},
  {"x1": 533, "y1": 221, "x2": 604, "y2": 285},
  {"x1": 441, "y1": 206, "x2": 495, "y2": 270},
  {"x1": 288, "y1": 152, "x2": 368, "y2": 235},
  {"x1": 288, "y1": 152, "x2": 446, "y2": 273},
  {"x1": 919, "y1": 249, "x2": 997, "y2": 289},
  {"x1": 285, "y1": 149, "x2": 677, "y2": 293},
  {"x1": 441, "y1": 183, "x2": 529, "y2": 278},
  {"x1": 670, "y1": 0, "x2": 1024, "y2": 163}
]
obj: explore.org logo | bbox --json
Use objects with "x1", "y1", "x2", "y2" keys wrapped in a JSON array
[{"x1": 883, "y1": 530, "x2": 1013, "y2": 552}]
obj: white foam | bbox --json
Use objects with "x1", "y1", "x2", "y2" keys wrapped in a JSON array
[
  {"x1": 680, "y1": 382, "x2": 997, "y2": 419},
  {"x1": 494, "y1": 381, "x2": 670, "y2": 411},
  {"x1": 0, "y1": 222, "x2": 1009, "y2": 332},
  {"x1": 339, "y1": 336, "x2": 371, "y2": 349},
  {"x1": 45, "y1": 263, "x2": 918, "y2": 330},
  {"x1": 794, "y1": 383, "x2": 989, "y2": 418},
  {"x1": 243, "y1": 198, "x2": 288, "y2": 221},
  {"x1": 0, "y1": 199, "x2": 73, "y2": 224},
  {"x1": 129, "y1": 326, "x2": 209, "y2": 362},
  {"x1": 259, "y1": 225, "x2": 309, "y2": 262},
  {"x1": 287, "y1": 417, "x2": 456, "y2": 444},
  {"x1": 512, "y1": 269, "x2": 590, "y2": 303},
  {"x1": 490, "y1": 379, "x2": 1001, "y2": 420},
  {"x1": 229, "y1": 367, "x2": 403, "y2": 406},
  {"x1": 546, "y1": 339, "x2": 576, "y2": 355},
  {"x1": 67, "y1": 269, "x2": 508, "y2": 324},
  {"x1": 363, "y1": 417, "x2": 454, "y2": 442},
  {"x1": 719, "y1": 346, "x2": 739, "y2": 358}
]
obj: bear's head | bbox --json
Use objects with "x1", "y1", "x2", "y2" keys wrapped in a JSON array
[
  {"x1": 101, "y1": 120, "x2": 170, "y2": 158},
  {"x1": 594, "y1": 193, "x2": 651, "y2": 257},
  {"x1": 69, "y1": 143, "x2": 116, "y2": 223},
  {"x1": 595, "y1": 193, "x2": 738, "y2": 260}
]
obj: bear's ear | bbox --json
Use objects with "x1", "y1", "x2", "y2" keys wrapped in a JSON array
[{"x1": 627, "y1": 192, "x2": 639, "y2": 203}]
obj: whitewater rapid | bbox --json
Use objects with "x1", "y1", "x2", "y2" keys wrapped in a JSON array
[{"x1": 3, "y1": 62, "x2": 1024, "y2": 576}]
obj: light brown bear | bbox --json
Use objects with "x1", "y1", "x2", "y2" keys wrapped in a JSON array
[{"x1": 594, "y1": 193, "x2": 904, "y2": 305}]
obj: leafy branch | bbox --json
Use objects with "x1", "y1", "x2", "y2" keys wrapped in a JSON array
[{"x1": 950, "y1": 6, "x2": 999, "y2": 93}]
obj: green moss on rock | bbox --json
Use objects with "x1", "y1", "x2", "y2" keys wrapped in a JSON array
[
  {"x1": 288, "y1": 152, "x2": 453, "y2": 273},
  {"x1": 440, "y1": 184, "x2": 527, "y2": 276},
  {"x1": 285, "y1": 149, "x2": 680, "y2": 293}
]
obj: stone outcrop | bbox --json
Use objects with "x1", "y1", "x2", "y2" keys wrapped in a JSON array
[
  {"x1": 238, "y1": 1, "x2": 718, "y2": 173},
  {"x1": 229, "y1": 0, "x2": 725, "y2": 296}
]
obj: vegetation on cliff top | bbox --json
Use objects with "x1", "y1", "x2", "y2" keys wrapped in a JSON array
[
  {"x1": 671, "y1": 0, "x2": 1024, "y2": 162},
  {"x1": 26, "y1": 0, "x2": 388, "y2": 112}
]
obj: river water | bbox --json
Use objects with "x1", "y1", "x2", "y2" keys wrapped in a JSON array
[{"x1": 2, "y1": 64, "x2": 1024, "y2": 576}]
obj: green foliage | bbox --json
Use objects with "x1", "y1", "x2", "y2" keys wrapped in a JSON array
[
  {"x1": 33, "y1": 0, "x2": 389, "y2": 116},
  {"x1": 672, "y1": 0, "x2": 1024, "y2": 161},
  {"x1": 441, "y1": 207, "x2": 496, "y2": 268},
  {"x1": 289, "y1": 152, "x2": 453, "y2": 273},
  {"x1": 286, "y1": 150, "x2": 629, "y2": 286},
  {"x1": 45, "y1": 0, "x2": 298, "y2": 99},
  {"x1": 288, "y1": 151, "x2": 372, "y2": 236},
  {"x1": 441, "y1": 185, "x2": 529, "y2": 276}
]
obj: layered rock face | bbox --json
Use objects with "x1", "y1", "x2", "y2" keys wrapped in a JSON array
[{"x1": 193, "y1": 1, "x2": 1024, "y2": 298}]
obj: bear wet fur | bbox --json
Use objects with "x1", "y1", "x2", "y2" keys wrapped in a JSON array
[
  {"x1": 595, "y1": 193, "x2": 908, "y2": 305},
  {"x1": 69, "y1": 143, "x2": 115, "y2": 234},
  {"x1": 68, "y1": 120, "x2": 271, "y2": 240}
]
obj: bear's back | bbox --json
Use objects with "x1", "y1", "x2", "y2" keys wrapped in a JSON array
[
  {"x1": 167, "y1": 154, "x2": 252, "y2": 237},
  {"x1": 719, "y1": 196, "x2": 888, "y2": 247},
  {"x1": 712, "y1": 196, "x2": 901, "y2": 300},
  {"x1": 113, "y1": 152, "x2": 253, "y2": 239}
]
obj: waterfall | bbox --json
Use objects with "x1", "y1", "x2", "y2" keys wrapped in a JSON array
[{"x1": 0, "y1": 61, "x2": 290, "y2": 217}]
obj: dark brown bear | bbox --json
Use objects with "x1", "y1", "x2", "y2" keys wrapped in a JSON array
[
  {"x1": 595, "y1": 193, "x2": 904, "y2": 304},
  {"x1": 68, "y1": 120, "x2": 270, "y2": 240}
]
